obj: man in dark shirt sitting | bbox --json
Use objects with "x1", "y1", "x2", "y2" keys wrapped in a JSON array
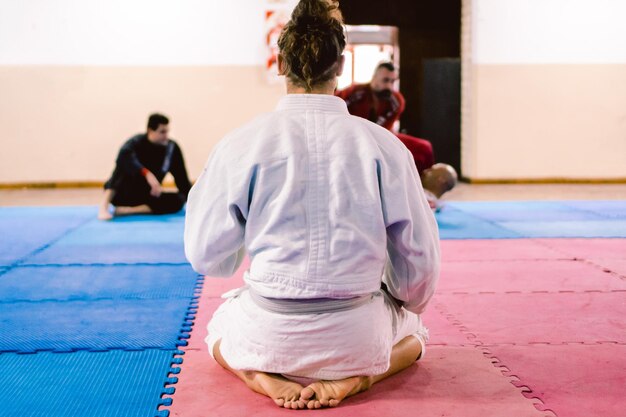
[{"x1": 98, "y1": 113, "x2": 192, "y2": 220}]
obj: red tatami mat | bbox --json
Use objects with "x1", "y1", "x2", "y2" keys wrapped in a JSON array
[
  {"x1": 440, "y1": 239, "x2": 564, "y2": 262},
  {"x1": 438, "y1": 259, "x2": 626, "y2": 294},
  {"x1": 483, "y1": 344, "x2": 626, "y2": 417},
  {"x1": 589, "y1": 259, "x2": 626, "y2": 277},
  {"x1": 169, "y1": 239, "x2": 626, "y2": 416},
  {"x1": 534, "y1": 238, "x2": 626, "y2": 260},
  {"x1": 435, "y1": 292, "x2": 626, "y2": 345},
  {"x1": 166, "y1": 346, "x2": 550, "y2": 417}
]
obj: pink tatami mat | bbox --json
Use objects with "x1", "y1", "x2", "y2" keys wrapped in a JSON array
[
  {"x1": 534, "y1": 238, "x2": 626, "y2": 260},
  {"x1": 483, "y1": 344, "x2": 626, "y2": 417},
  {"x1": 435, "y1": 292, "x2": 626, "y2": 345},
  {"x1": 169, "y1": 238, "x2": 626, "y2": 416},
  {"x1": 440, "y1": 239, "x2": 565, "y2": 262},
  {"x1": 588, "y1": 258, "x2": 626, "y2": 277},
  {"x1": 438, "y1": 259, "x2": 626, "y2": 294},
  {"x1": 166, "y1": 347, "x2": 550, "y2": 417}
]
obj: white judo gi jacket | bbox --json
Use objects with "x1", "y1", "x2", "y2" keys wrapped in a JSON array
[{"x1": 184, "y1": 94, "x2": 440, "y2": 379}]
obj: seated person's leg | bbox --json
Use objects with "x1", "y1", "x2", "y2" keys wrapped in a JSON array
[
  {"x1": 103, "y1": 177, "x2": 154, "y2": 217},
  {"x1": 113, "y1": 204, "x2": 152, "y2": 216},
  {"x1": 395, "y1": 133, "x2": 435, "y2": 175},
  {"x1": 98, "y1": 189, "x2": 115, "y2": 220},
  {"x1": 212, "y1": 339, "x2": 307, "y2": 410},
  {"x1": 299, "y1": 291, "x2": 426, "y2": 409},
  {"x1": 146, "y1": 192, "x2": 186, "y2": 215},
  {"x1": 299, "y1": 335, "x2": 422, "y2": 409},
  {"x1": 208, "y1": 289, "x2": 427, "y2": 410},
  {"x1": 109, "y1": 187, "x2": 152, "y2": 216}
]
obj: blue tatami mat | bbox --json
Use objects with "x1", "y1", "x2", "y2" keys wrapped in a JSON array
[
  {"x1": 436, "y1": 206, "x2": 521, "y2": 239},
  {"x1": 498, "y1": 220, "x2": 626, "y2": 238},
  {"x1": 0, "y1": 349, "x2": 180, "y2": 417},
  {"x1": 0, "y1": 206, "x2": 94, "y2": 266},
  {"x1": 0, "y1": 298, "x2": 195, "y2": 353},
  {"x1": 446, "y1": 201, "x2": 607, "y2": 222},
  {"x1": 21, "y1": 213, "x2": 187, "y2": 265},
  {"x1": 561, "y1": 200, "x2": 626, "y2": 219},
  {"x1": 24, "y1": 243, "x2": 188, "y2": 265},
  {"x1": 441, "y1": 200, "x2": 626, "y2": 238},
  {"x1": 0, "y1": 264, "x2": 200, "y2": 302}
]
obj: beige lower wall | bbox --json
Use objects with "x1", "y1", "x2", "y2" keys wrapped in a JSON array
[
  {"x1": 2, "y1": 64, "x2": 625, "y2": 185},
  {"x1": 465, "y1": 63, "x2": 626, "y2": 180},
  {"x1": 0, "y1": 66, "x2": 284, "y2": 184}
]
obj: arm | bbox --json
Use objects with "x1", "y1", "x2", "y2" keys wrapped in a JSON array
[
  {"x1": 381, "y1": 149, "x2": 440, "y2": 314},
  {"x1": 116, "y1": 136, "x2": 162, "y2": 196},
  {"x1": 184, "y1": 144, "x2": 249, "y2": 277},
  {"x1": 116, "y1": 137, "x2": 145, "y2": 176},
  {"x1": 170, "y1": 144, "x2": 192, "y2": 200},
  {"x1": 380, "y1": 92, "x2": 405, "y2": 131}
]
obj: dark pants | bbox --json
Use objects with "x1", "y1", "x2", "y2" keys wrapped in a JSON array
[{"x1": 111, "y1": 189, "x2": 185, "y2": 214}]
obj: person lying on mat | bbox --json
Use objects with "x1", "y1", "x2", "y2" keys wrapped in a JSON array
[
  {"x1": 336, "y1": 62, "x2": 458, "y2": 210},
  {"x1": 184, "y1": 0, "x2": 439, "y2": 410},
  {"x1": 98, "y1": 113, "x2": 192, "y2": 220}
]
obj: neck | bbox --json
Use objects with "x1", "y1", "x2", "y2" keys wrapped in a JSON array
[{"x1": 285, "y1": 79, "x2": 336, "y2": 95}]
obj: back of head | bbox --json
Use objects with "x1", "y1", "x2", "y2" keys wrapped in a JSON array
[
  {"x1": 376, "y1": 62, "x2": 395, "y2": 74},
  {"x1": 422, "y1": 163, "x2": 458, "y2": 197},
  {"x1": 277, "y1": 0, "x2": 346, "y2": 92},
  {"x1": 147, "y1": 113, "x2": 169, "y2": 131}
]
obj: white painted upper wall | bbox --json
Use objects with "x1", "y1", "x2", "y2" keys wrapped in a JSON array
[
  {"x1": 473, "y1": 0, "x2": 626, "y2": 64},
  {"x1": 0, "y1": 0, "x2": 296, "y2": 65}
]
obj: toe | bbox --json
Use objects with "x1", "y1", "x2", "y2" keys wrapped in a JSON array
[
  {"x1": 300, "y1": 386, "x2": 316, "y2": 401},
  {"x1": 274, "y1": 398, "x2": 285, "y2": 407},
  {"x1": 329, "y1": 399, "x2": 340, "y2": 407}
]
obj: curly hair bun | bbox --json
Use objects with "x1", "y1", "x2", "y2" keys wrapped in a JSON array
[{"x1": 277, "y1": 0, "x2": 346, "y2": 92}]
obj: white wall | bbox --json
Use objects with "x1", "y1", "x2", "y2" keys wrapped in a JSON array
[
  {"x1": 0, "y1": 0, "x2": 300, "y2": 184},
  {"x1": 0, "y1": 0, "x2": 287, "y2": 65},
  {"x1": 462, "y1": 0, "x2": 626, "y2": 180},
  {"x1": 473, "y1": 0, "x2": 626, "y2": 64}
]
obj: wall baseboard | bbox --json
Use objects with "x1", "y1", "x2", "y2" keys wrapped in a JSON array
[
  {"x1": 461, "y1": 177, "x2": 626, "y2": 184},
  {"x1": 0, "y1": 181, "x2": 179, "y2": 189},
  {"x1": 2, "y1": 179, "x2": 625, "y2": 189}
]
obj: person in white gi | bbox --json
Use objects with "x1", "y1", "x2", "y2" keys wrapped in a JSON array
[{"x1": 184, "y1": 0, "x2": 440, "y2": 410}]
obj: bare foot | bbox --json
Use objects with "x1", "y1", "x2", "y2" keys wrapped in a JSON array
[
  {"x1": 113, "y1": 204, "x2": 152, "y2": 216},
  {"x1": 300, "y1": 376, "x2": 372, "y2": 409},
  {"x1": 97, "y1": 207, "x2": 113, "y2": 221},
  {"x1": 212, "y1": 340, "x2": 305, "y2": 409},
  {"x1": 250, "y1": 372, "x2": 306, "y2": 409}
]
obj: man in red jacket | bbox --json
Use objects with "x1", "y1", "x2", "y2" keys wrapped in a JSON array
[
  {"x1": 336, "y1": 62, "x2": 457, "y2": 209},
  {"x1": 336, "y1": 61, "x2": 405, "y2": 131}
]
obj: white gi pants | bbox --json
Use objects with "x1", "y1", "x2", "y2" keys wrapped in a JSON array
[{"x1": 205, "y1": 287, "x2": 428, "y2": 382}]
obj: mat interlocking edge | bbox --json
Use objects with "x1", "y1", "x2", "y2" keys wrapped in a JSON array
[
  {"x1": 0, "y1": 349, "x2": 183, "y2": 417},
  {"x1": 1, "y1": 203, "x2": 625, "y2": 416},
  {"x1": 164, "y1": 236, "x2": 626, "y2": 417}
]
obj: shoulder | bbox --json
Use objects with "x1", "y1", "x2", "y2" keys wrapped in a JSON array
[
  {"x1": 212, "y1": 112, "x2": 275, "y2": 156},
  {"x1": 336, "y1": 83, "x2": 368, "y2": 98},
  {"x1": 167, "y1": 139, "x2": 182, "y2": 150},
  {"x1": 121, "y1": 134, "x2": 145, "y2": 148},
  {"x1": 392, "y1": 91, "x2": 405, "y2": 106},
  {"x1": 345, "y1": 114, "x2": 410, "y2": 154}
]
